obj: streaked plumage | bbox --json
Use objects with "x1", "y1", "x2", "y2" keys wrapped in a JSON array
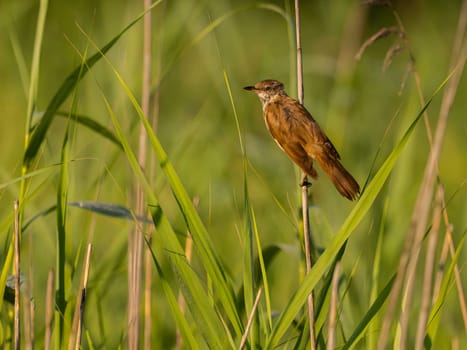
[{"x1": 244, "y1": 79, "x2": 360, "y2": 200}]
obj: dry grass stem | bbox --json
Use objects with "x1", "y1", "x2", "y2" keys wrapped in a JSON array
[
  {"x1": 128, "y1": 198, "x2": 144, "y2": 349},
  {"x1": 414, "y1": 185, "x2": 443, "y2": 350},
  {"x1": 403, "y1": 0, "x2": 467, "y2": 335},
  {"x1": 129, "y1": 1, "x2": 154, "y2": 348},
  {"x1": 447, "y1": 238, "x2": 467, "y2": 331},
  {"x1": 142, "y1": 2, "x2": 153, "y2": 350},
  {"x1": 397, "y1": 61, "x2": 412, "y2": 96},
  {"x1": 79, "y1": 245, "x2": 92, "y2": 349},
  {"x1": 355, "y1": 27, "x2": 399, "y2": 60},
  {"x1": 144, "y1": 3, "x2": 166, "y2": 348},
  {"x1": 23, "y1": 294, "x2": 33, "y2": 350},
  {"x1": 2, "y1": 1, "x2": 464, "y2": 348},
  {"x1": 434, "y1": 210, "x2": 467, "y2": 331},
  {"x1": 239, "y1": 286, "x2": 263, "y2": 350},
  {"x1": 145, "y1": 5, "x2": 164, "y2": 345},
  {"x1": 432, "y1": 225, "x2": 450, "y2": 303},
  {"x1": 378, "y1": 5, "x2": 466, "y2": 347},
  {"x1": 14, "y1": 200, "x2": 21, "y2": 350},
  {"x1": 294, "y1": 1, "x2": 316, "y2": 349},
  {"x1": 68, "y1": 244, "x2": 93, "y2": 350},
  {"x1": 44, "y1": 270, "x2": 55, "y2": 350},
  {"x1": 327, "y1": 262, "x2": 341, "y2": 350},
  {"x1": 383, "y1": 42, "x2": 405, "y2": 70},
  {"x1": 24, "y1": 233, "x2": 35, "y2": 350},
  {"x1": 377, "y1": 225, "x2": 411, "y2": 349}
]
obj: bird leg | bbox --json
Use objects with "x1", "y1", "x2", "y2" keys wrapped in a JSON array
[{"x1": 300, "y1": 174, "x2": 312, "y2": 188}]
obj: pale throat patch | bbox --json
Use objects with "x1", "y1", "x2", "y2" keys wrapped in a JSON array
[{"x1": 261, "y1": 93, "x2": 281, "y2": 111}]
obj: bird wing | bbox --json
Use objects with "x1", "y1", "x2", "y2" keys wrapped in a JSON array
[
  {"x1": 263, "y1": 98, "x2": 318, "y2": 178},
  {"x1": 278, "y1": 99, "x2": 341, "y2": 161}
]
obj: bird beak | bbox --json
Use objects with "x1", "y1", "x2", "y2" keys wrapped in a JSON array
[{"x1": 243, "y1": 85, "x2": 255, "y2": 91}]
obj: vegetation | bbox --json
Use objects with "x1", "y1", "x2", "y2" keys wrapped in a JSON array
[{"x1": 0, "y1": 0, "x2": 465, "y2": 348}]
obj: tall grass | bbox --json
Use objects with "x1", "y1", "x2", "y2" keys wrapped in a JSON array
[{"x1": 0, "y1": 0, "x2": 465, "y2": 349}]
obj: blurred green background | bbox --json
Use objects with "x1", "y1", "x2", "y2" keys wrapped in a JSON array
[{"x1": 0, "y1": 0, "x2": 465, "y2": 348}]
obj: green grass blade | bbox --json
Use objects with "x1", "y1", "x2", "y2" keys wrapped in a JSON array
[
  {"x1": 0, "y1": 233, "x2": 14, "y2": 312},
  {"x1": 55, "y1": 111, "x2": 122, "y2": 149},
  {"x1": 0, "y1": 164, "x2": 59, "y2": 191},
  {"x1": 314, "y1": 243, "x2": 347, "y2": 335},
  {"x1": 55, "y1": 127, "x2": 70, "y2": 345},
  {"x1": 22, "y1": 201, "x2": 151, "y2": 233},
  {"x1": 265, "y1": 79, "x2": 447, "y2": 349},
  {"x1": 252, "y1": 210, "x2": 273, "y2": 331},
  {"x1": 141, "y1": 93, "x2": 243, "y2": 340},
  {"x1": 23, "y1": 1, "x2": 162, "y2": 166},
  {"x1": 144, "y1": 238, "x2": 200, "y2": 350},
  {"x1": 224, "y1": 70, "x2": 258, "y2": 345},
  {"x1": 24, "y1": 0, "x2": 48, "y2": 138},
  {"x1": 94, "y1": 54, "x2": 243, "y2": 337},
  {"x1": 149, "y1": 205, "x2": 225, "y2": 348},
  {"x1": 22, "y1": 205, "x2": 57, "y2": 232},
  {"x1": 242, "y1": 180, "x2": 256, "y2": 346},
  {"x1": 8, "y1": 27, "x2": 29, "y2": 97},
  {"x1": 102, "y1": 96, "x2": 227, "y2": 348},
  {"x1": 235, "y1": 245, "x2": 282, "y2": 320},
  {"x1": 424, "y1": 234, "x2": 465, "y2": 348},
  {"x1": 342, "y1": 275, "x2": 396, "y2": 350},
  {"x1": 69, "y1": 201, "x2": 150, "y2": 223},
  {"x1": 368, "y1": 199, "x2": 388, "y2": 350}
]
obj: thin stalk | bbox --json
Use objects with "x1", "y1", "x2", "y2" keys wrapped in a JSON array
[
  {"x1": 129, "y1": 1, "x2": 153, "y2": 348},
  {"x1": 18, "y1": 0, "x2": 54, "y2": 343},
  {"x1": 144, "y1": 1, "x2": 167, "y2": 347},
  {"x1": 432, "y1": 192, "x2": 467, "y2": 332},
  {"x1": 294, "y1": 1, "x2": 316, "y2": 349},
  {"x1": 378, "y1": 6, "x2": 466, "y2": 347},
  {"x1": 414, "y1": 185, "x2": 443, "y2": 350},
  {"x1": 71, "y1": 244, "x2": 92, "y2": 350},
  {"x1": 145, "y1": 10, "x2": 165, "y2": 340},
  {"x1": 14, "y1": 200, "x2": 21, "y2": 350},
  {"x1": 239, "y1": 287, "x2": 263, "y2": 350},
  {"x1": 368, "y1": 200, "x2": 387, "y2": 350},
  {"x1": 44, "y1": 270, "x2": 55, "y2": 350},
  {"x1": 25, "y1": 234, "x2": 35, "y2": 350},
  {"x1": 448, "y1": 239, "x2": 467, "y2": 331},
  {"x1": 327, "y1": 262, "x2": 341, "y2": 350},
  {"x1": 398, "y1": 22, "x2": 466, "y2": 350},
  {"x1": 437, "y1": 0, "x2": 467, "y2": 332},
  {"x1": 15, "y1": 0, "x2": 48, "y2": 348},
  {"x1": 141, "y1": 1, "x2": 153, "y2": 350},
  {"x1": 23, "y1": 293, "x2": 33, "y2": 350}
]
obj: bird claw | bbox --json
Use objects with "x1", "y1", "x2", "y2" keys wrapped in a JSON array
[{"x1": 301, "y1": 178, "x2": 312, "y2": 188}]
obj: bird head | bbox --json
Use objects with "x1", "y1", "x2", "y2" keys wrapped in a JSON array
[{"x1": 244, "y1": 79, "x2": 286, "y2": 106}]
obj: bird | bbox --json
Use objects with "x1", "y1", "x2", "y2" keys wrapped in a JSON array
[{"x1": 244, "y1": 79, "x2": 360, "y2": 200}]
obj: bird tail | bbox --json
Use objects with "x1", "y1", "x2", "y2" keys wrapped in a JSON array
[{"x1": 316, "y1": 154, "x2": 360, "y2": 200}]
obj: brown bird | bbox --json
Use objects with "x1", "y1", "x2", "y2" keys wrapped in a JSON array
[{"x1": 244, "y1": 79, "x2": 360, "y2": 200}]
